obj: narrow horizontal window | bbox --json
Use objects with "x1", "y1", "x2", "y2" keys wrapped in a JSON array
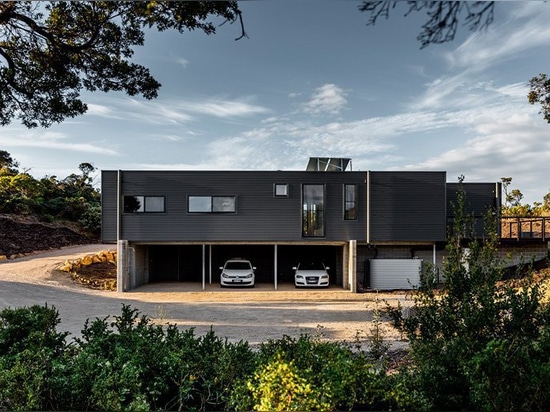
[
  {"x1": 213, "y1": 196, "x2": 236, "y2": 212},
  {"x1": 124, "y1": 196, "x2": 165, "y2": 213},
  {"x1": 188, "y1": 196, "x2": 211, "y2": 212},
  {"x1": 145, "y1": 196, "x2": 165, "y2": 212},
  {"x1": 188, "y1": 196, "x2": 236, "y2": 213}
]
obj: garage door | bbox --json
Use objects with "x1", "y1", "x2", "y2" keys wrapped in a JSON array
[{"x1": 369, "y1": 259, "x2": 422, "y2": 290}]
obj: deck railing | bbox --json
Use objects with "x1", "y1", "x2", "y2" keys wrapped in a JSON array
[{"x1": 500, "y1": 216, "x2": 550, "y2": 241}]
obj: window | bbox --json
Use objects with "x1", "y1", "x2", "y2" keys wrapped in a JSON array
[
  {"x1": 274, "y1": 183, "x2": 289, "y2": 197},
  {"x1": 188, "y1": 196, "x2": 212, "y2": 212},
  {"x1": 212, "y1": 196, "x2": 236, "y2": 212},
  {"x1": 302, "y1": 184, "x2": 325, "y2": 237},
  {"x1": 123, "y1": 196, "x2": 165, "y2": 213},
  {"x1": 188, "y1": 196, "x2": 236, "y2": 213},
  {"x1": 344, "y1": 184, "x2": 357, "y2": 220}
]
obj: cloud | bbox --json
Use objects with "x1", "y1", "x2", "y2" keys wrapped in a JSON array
[
  {"x1": 396, "y1": 110, "x2": 550, "y2": 203},
  {"x1": 445, "y1": 2, "x2": 550, "y2": 71},
  {"x1": 180, "y1": 99, "x2": 270, "y2": 118},
  {"x1": 175, "y1": 57, "x2": 189, "y2": 68},
  {"x1": 302, "y1": 84, "x2": 348, "y2": 115},
  {"x1": 85, "y1": 95, "x2": 269, "y2": 125},
  {"x1": 0, "y1": 129, "x2": 118, "y2": 156}
]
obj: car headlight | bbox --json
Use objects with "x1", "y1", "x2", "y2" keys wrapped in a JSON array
[
  {"x1": 245, "y1": 273, "x2": 253, "y2": 278},
  {"x1": 296, "y1": 275, "x2": 303, "y2": 279},
  {"x1": 222, "y1": 273, "x2": 229, "y2": 278}
]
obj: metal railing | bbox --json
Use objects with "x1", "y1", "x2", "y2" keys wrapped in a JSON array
[{"x1": 500, "y1": 216, "x2": 549, "y2": 241}]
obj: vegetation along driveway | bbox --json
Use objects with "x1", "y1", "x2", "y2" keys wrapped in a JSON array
[{"x1": 0, "y1": 244, "x2": 410, "y2": 350}]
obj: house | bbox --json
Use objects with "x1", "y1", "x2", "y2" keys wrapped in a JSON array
[{"x1": 101, "y1": 158, "x2": 501, "y2": 291}]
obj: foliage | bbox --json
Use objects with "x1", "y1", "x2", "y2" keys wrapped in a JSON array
[
  {"x1": 529, "y1": 73, "x2": 550, "y2": 124},
  {"x1": 359, "y1": 1, "x2": 495, "y2": 49},
  {"x1": 359, "y1": 2, "x2": 550, "y2": 126},
  {"x1": 0, "y1": 305, "x2": 68, "y2": 411},
  {"x1": 501, "y1": 177, "x2": 550, "y2": 216},
  {"x1": 0, "y1": 152, "x2": 100, "y2": 234},
  {"x1": 230, "y1": 334, "x2": 394, "y2": 411},
  {"x1": 0, "y1": 1, "x2": 243, "y2": 128},
  {"x1": 0, "y1": 303, "x2": 403, "y2": 411},
  {"x1": 386, "y1": 177, "x2": 550, "y2": 411}
]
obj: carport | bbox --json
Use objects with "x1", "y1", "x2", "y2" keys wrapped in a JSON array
[{"x1": 119, "y1": 241, "x2": 354, "y2": 291}]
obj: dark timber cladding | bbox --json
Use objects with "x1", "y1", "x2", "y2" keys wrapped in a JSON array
[
  {"x1": 368, "y1": 171, "x2": 447, "y2": 242},
  {"x1": 101, "y1": 170, "x2": 366, "y2": 243},
  {"x1": 446, "y1": 182, "x2": 502, "y2": 237}
]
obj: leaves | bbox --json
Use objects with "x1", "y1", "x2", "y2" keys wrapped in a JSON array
[
  {"x1": 0, "y1": 1, "x2": 241, "y2": 127},
  {"x1": 529, "y1": 73, "x2": 550, "y2": 124}
]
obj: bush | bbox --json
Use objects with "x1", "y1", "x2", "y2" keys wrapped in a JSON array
[
  {"x1": 386, "y1": 178, "x2": 550, "y2": 411},
  {"x1": 0, "y1": 305, "x2": 68, "y2": 411},
  {"x1": 230, "y1": 334, "x2": 394, "y2": 411}
]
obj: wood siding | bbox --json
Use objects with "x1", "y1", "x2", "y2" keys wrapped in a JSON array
[
  {"x1": 101, "y1": 170, "x2": 366, "y2": 243},
  {"x1": 101, "y1": 171, "x2": 118, "y2": 242},
  {"x1": 446, "y1": 182, "x2": 501, "y2": 237},
  {"x1": 369, "y1": 171, "x2": 447, "y2": 242}
]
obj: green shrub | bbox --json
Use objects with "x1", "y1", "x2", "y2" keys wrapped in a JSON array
[
  {"x1": 230, "y1": 334, "x2": 395, "y2": 411},
  {"x1": 58, "y1": 304, "x2": 256, "y2": 411},
  {"x1": 0, "y1": 305, "x2": 68, "y2": 411},
  {"x1": 386, "y1": 177, "x2": 550, "y2": 411}
]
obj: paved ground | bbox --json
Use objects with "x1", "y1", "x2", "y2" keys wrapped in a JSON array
[{"x1": 0, "y1": 244, "x2": 411, "y2": 349}]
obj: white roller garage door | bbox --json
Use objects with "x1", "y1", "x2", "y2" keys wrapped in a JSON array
[{"x1": 369, "y1": 259, "x2": 422, "y2": 290}]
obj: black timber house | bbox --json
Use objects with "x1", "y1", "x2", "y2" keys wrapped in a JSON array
[{"x1": 101, "y1": 158, "x2": 502, "y2": 291}]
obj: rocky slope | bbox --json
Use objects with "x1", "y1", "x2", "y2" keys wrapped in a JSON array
[{"x1": 0, "y1": 214, "x2": 95, "y2": 259}]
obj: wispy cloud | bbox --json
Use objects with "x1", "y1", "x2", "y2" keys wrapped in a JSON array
[
  {"x1": 180, "y1": 99, "x2": 270, "y2": 118},
  {"x1": 445, "y1": 3, "x2": 550, "y2": 71},
  {"x1": 85, "y1": 96, "x2": 269, "y2": 124},
  {"x1": 0, "y1": 129, "x2": 119, "y2": 156},
  {"x1": 302, "y1": 84, "x2": 348, "y2": 115}
]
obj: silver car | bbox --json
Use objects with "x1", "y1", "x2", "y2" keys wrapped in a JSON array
[
  {"x1": 293, "y1": 261, "x2": 330, "y2": 287},
  {"x1": 220, "y1": 259, "x2": 256, "y2": 287}
]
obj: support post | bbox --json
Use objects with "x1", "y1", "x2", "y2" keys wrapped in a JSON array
[
  {"x1": 202, "y1": 244, "x2": 206, "y2": 290},
  {"x1": 274, "y1": 244, "x2": 278, "y2": 290},
  {"x1": 117, "y1": 240, "x2": 128, "y2": 292},
  {"x1": 349, "y1": 240, "x2": 357, "y2": 293}
]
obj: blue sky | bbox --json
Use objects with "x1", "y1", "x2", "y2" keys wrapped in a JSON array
[{"x1": 1, "y1": 1, "x2": 550, "y2": 204}]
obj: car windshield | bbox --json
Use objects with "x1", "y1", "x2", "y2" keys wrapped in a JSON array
[
  {"x1": 299, "y1": 262, "x2": 325, "y2": 270},
  {"x1": 225, "y1": 261, "x2": 251, "y2": 270}
]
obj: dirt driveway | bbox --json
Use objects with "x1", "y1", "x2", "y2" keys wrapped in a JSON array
[{"x1": 0, "y1": 245, "x2": 411, "y2": 350}]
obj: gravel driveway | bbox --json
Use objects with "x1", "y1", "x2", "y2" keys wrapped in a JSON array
[{"x1": 0, "y1": 244, "x2": 411, "y2": 350}]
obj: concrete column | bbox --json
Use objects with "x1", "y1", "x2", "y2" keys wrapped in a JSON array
[
  {"x1": 349, "y1": 240, "x2": 357, "y2": 293},
  {"x1": 343, "y1": 243, "x2": 349, "y2": 290},
  {"x1": 202, "y1": 244, "x2": 206, "y2": 291},
  {"x1": 274, "y1": 244, "x2": 278, "y2": 290},
  {"x1": 117, "y1": 240, "x2": 128, "y2": 292}
]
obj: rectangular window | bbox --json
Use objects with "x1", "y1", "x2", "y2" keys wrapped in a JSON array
[
  {"x1": 188, "y1": 196, "x2": 236, "y2": 213},
  {"x1": 123, "y1": 196, "x2": 165, "y2": 213},
  {"x1": 302, "y1": 184, "x2": 325, "y2": 237},
  {"x1": 344, "y1": 184, "x2": 357, "y2": 220},
  {"x1": 274, "y1": 183, "x2": 289, "y2": 197},
  {"x1": 188, "y1": 196, "x2": 212, "y2": 212},
  {"x1": 212, "y1": 196, "x2": 236, "y2": 212}
]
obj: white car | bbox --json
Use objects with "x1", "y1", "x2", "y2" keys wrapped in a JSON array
[
  {"x1": 220, "y1": 259, "x2": 256, "y2": 287},
  {"x1": 293, "y1": 261, "x2": 330, "y2": 287}
]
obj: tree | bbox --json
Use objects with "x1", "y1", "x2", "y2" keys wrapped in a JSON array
[
  {"x1": 528, "y1": 73, "x2": 550, "y2": 123},
  {"x1": 359, "y1": 2, "x2": 550, "y2": 125},
  {"x1": 387, "y1": 178, "x2": 550, "y2": 410},
  {"x1": 0, "y1": 1, "x2": 243, "y2": 128},
  {"x1": 359, "y1": 1, "x2": 495, "y2": 49},
  {"x1": 0, "y1": 150, "x2": 19, "y2": 174}
]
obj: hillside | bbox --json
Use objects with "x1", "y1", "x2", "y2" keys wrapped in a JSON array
[{"x1": 0, "y1": 214, "x2": 95, "y2": 259}]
